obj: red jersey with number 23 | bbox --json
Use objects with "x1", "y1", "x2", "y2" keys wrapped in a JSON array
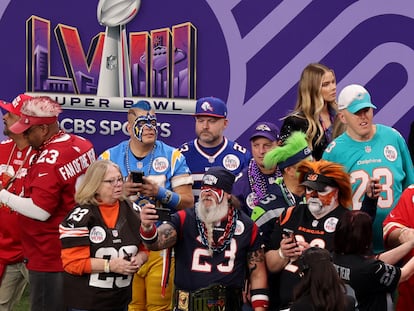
[{"x1": 21, "y1": 133, "x2": 95, "y2": 271}]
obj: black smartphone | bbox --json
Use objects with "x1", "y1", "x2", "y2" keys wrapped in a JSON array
[
  {"x1": 282, "y1": 228, "x2": 297, "y2": 243},
  {"x1": 131, "y1": 171, "x2": 144, "y2": 184},
  {"x1": 155, "y1": 207, "x2": 171, "y2": 222}
]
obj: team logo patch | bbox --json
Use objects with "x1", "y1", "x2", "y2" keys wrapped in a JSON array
[
  {"x1": 324, "y1": 217, "x2": 338, "y2": 233},
  {"x1": 246, "y1": 192, "x2": 257, "y2": 209},
  {"x1": 235, "y1": 220, "x2": 245, "y2": 235},
  {"x1": 365, "y1": 145, "x2": 372, "y2": 153},
  {"x1": 222, "y1": 154, "x2": 240, "y2": 171},
  {"x1": 89, "y1": 226, "x2": 106, "y2": 243},
  {"x1": 201, "y1": 101, "x2": 214, "y2": 112},
  {"x1": 383, "y1": 145, "x2": 397, "y2": 162},
  {"x1": 106, "y1": 55, "x2": 117, "y2": 70},
  {"x1": 202, "y1": 174, "x2": 219, "y2": 186},
  {"x1": 152, "y1": 157, "x2": 169, "y2": 172},
  {"x1": 255, "y1": 123, "x2": 272, "y2": 132}
]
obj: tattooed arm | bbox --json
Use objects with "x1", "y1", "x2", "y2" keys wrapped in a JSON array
[
  {"x1": 247, "y1": 248, "x2": 269, "y2": 311},
  {"x1": 139, "y1": 203, "x2": 177, "y2": 250},
  {"x1": 145, "y1": 223, "x2": 177, "y2": 251}
]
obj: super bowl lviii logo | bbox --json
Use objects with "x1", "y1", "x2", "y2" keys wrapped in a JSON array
[
  {"x1": 26, "y1": 0, "x2": 196, "y2": 109},
  {"x1": 96, "y1": 0, "x2": 142, "y2": 97}
]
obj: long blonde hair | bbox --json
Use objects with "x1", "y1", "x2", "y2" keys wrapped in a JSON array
[
  {"x1": 75, "y1": 160, "x2": 126, "y2": 206},
  {"x1": 291, "y1": 63, "x2": 337, "y2": 146}
]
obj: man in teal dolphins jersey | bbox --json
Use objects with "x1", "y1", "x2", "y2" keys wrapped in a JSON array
[{"x1": 323, "y1": 84, "x2": 414, "y2": 253}]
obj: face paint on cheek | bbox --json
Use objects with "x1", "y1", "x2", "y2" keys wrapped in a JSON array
[
  {"x1": 305, "y1": 188, "x2": 319, "y2": 202},
  {"x1": 133, "y1": 118, "x2": 144, "y2": 141},
  {"x1": 145, "y1": 114, "x2": 158, "y2": 136},
  {"x1": 306, "y1": 186, "x2": 338, "y2": 218},
  {"x1": 317, "y1": 186, "x2": 337, "y2": 207},
  {"x1": 135, "y1": 127, "x2": 142, "y2": 141},
  {"x1": 200, "y1": 186, "x2": 224, "y2": 203}
]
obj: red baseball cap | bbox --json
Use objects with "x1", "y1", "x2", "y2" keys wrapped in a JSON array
[
  {"x1": 10, "y1": 114, "x2": 58, "y2": 134},
  {"x1": 9, "y1": 96, "x2": 61, "y2": 134},
  {"x1": 0, "y1": 94, "x2": 33, "y2": 117}
]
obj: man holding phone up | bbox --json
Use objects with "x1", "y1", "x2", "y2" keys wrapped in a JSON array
[
  {"x1": 99, "y1": 100, "x2": 193, "y2": 311},
  {"x1": 139, "y1": 167, "x2": 268, "y2": 311},
  {"x1": 265, "y1": 159, "x2": 353, "y2": 310}
]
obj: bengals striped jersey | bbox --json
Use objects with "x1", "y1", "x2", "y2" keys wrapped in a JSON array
[{"x1": 266, "y1": 203, "x2": 348, "y2": 309}]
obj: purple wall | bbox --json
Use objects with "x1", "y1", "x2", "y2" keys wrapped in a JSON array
[{"x1": 0, "y1": 0, "x2": 413, "y2": 154}]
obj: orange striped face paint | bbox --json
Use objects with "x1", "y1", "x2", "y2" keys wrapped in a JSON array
[{"x1": 306, "y1": 186, "x2": 338, "y2": 218}]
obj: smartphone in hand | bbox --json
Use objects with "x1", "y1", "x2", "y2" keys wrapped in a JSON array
[
  {"x1": 155, "y1": 207, "x2": 171, "y2": 222},
  {"x1": 282, "y1": 228, "x2": 297, "y2": 243},
  {"x1": 131, "y1": 171, "x2": 144, "y2": 184}
]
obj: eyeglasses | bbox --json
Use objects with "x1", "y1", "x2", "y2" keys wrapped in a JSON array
[{"x1": 102, "y1": 177, "x2": 124, "y2": 186}]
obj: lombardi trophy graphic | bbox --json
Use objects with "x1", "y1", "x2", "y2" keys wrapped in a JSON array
[{"x1": 96, "y1": 0, "x2": 141, "y2": 97}]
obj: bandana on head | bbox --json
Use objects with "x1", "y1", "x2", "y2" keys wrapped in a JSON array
[{"x1": 133, "y1": 113, "x2": 157, "y2": 142}]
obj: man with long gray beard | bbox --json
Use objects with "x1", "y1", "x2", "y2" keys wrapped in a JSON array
[{"x1": 139, "y1": 166, "x2": 269, "y2": 311}]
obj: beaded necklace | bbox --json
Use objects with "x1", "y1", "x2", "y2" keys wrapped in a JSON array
[
  {"x1": 247, "y1": 159, "x2": 278, "y2": 205},
  {"x1": 275, "y1": 177, "x2": 297, "y2": 207},
  {"x1": 195, "y1": 206, "x2": 238, "y2": 253},
  {"x1": 124, "y1": 140, "x2": 156, "y2": 176}
]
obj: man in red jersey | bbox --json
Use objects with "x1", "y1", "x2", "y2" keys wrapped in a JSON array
[
  {"x1": 0, "y1": 96, "x2": 95, "y2": 311},
  {"x1": 0, "y1": 94, "x2": 35, "y2": 311},
  {"x1": 383, "y1": 185, "x2": 414, "y2": 311}
]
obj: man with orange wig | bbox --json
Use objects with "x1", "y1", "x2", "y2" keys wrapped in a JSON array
[{"x1": 264, "y1": 159, "x2": 353, "y2": 310}]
